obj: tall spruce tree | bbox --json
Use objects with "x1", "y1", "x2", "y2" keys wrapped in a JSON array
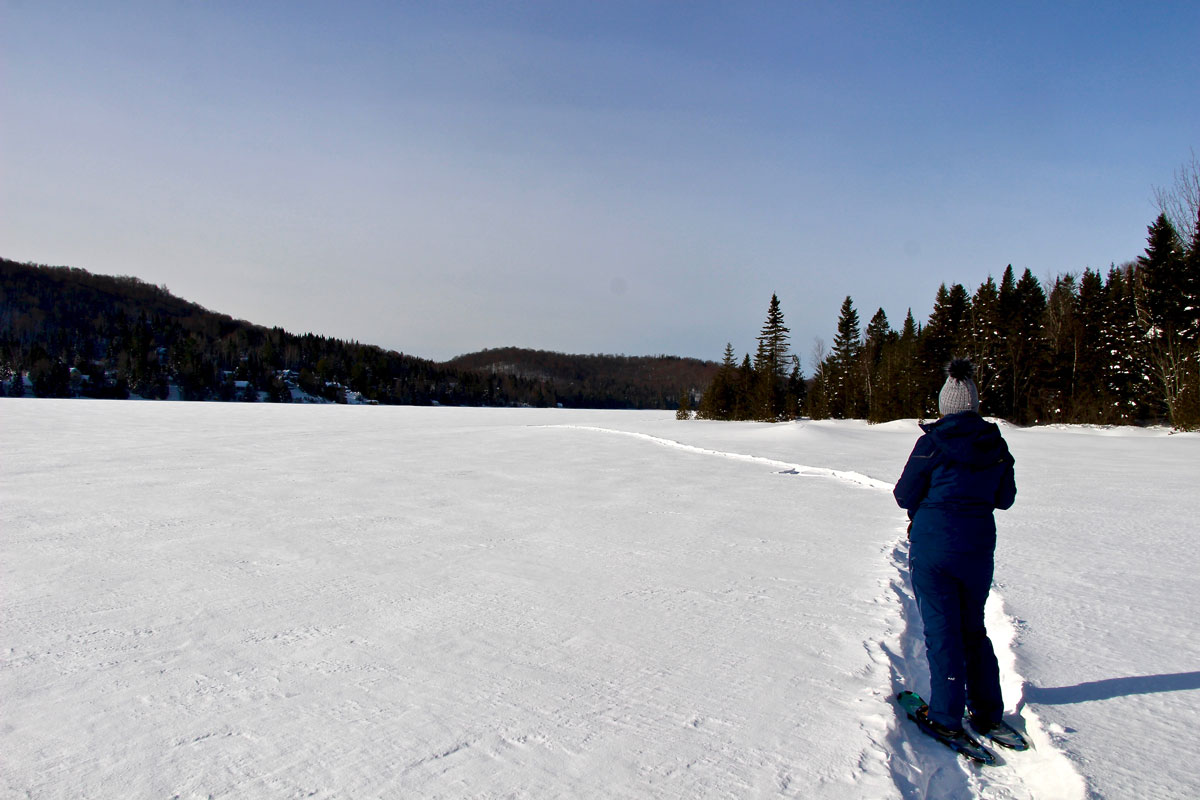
[
  {"x1": 805, "y1": 357, "x2": 831, "y2": 420},
  {"x1": 1100, "y1": 264, "x2": 1152, "y2": 421},
  {"x1": 967, "y1": 276, "x2": 1004, "y2": 415},
  {"x1": 863, "y1": 308, "x2": 895, "y2": 422},
  {"x1": 993, "y1": 266, "x2": 1019, "y2": 419},
  {"x1": 1042, "y1": 274, "x2": 1081, "y2": 421},
  {"x1": 1074, "y1": 268, "x2": 1110, "y2": 421},
  {"x1": 753, "y1": 293, "x2": 793, "y2": 420},
  {"x1": 1008, "y1": 269, "x2": 1048, "y2": 423},
  {"x1": 827, "y1": 296, "x2": 863, "y2": 418},
  {"x1": 896, "y1": 310, "x2": 923, "y2": 418},
  {"x1": 1136, "y1": 214, "x2": 1188, "y2": 333},
  {"x1": 697, "y1": 343, "x2": 739, "y2": 420},
  {"x1": 1134, "y1": 214, "x2": 1192, "y2": 426},
  {"x1": 736, "y1": 354, "x2": 756, "y2": 420},
  {"x1": 786, "y1": 355, "x2": 807, "y2": 418}
]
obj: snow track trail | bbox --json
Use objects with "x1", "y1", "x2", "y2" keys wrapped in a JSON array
[
  {"x1": 538, "y1": 424, "x2": 894, "y2": 491},
  {"x1": 545, "y1": 424, "x2": 1087, "y2": 800}
]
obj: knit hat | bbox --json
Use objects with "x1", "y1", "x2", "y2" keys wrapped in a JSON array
[{"x1": 939, "y1": 359, "x2": 980, "y2": 416}]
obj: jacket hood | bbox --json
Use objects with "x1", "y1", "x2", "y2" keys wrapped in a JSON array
[{"x1": 919, "y1": 412, "x2": 1012, "y2": 468}]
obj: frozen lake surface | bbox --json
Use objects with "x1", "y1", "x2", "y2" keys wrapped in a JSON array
[{"x1": 3, "y1": 401, "x2": 1198, "y2": 798}]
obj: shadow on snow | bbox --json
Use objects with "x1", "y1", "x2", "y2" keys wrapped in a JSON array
[{"x1": 1023, "y1": 671, "x2": 1200, "y2": 706}]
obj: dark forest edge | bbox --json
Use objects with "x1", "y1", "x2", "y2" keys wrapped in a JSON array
[
  {"x1": 690, "y1": 203, "x2": 1200, "y2": 431},
  {"x1": 0, "y1": 259, "x2": 717, "y2": 410}
]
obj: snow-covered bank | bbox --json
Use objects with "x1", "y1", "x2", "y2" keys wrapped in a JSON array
[{"x1": 2, "y1": 402, "x2": 1197, "y2": 798}]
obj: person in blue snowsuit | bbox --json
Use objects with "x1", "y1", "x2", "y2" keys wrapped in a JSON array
[{"x1": 893, "y1": 359, "x2": 1016, "y2": 740}]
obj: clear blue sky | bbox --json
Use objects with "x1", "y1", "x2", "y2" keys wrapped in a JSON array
[{"x1": 3, "y1": 1, "x2": 1197, "y2": 364}]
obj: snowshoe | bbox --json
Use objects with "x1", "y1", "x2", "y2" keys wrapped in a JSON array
[
  {"x1": 895, "y1": 691, "x2": 997, "y2": 765},
  {"x1": 967, "y1": 715, "x2": 1030, "y2": 751}
]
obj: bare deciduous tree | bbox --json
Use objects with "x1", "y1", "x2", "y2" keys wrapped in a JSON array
[{"x1": 1154, "y1": 150, "x2": 1200, "y2": 243}]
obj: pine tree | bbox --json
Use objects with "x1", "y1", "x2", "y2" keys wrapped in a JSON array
[
  {"x1": 896, "y1": 310, "x2": 923, "y2": 419},
  {"x1": 829, "y1": 296, "x2": 863, "y2": 418},
  {"x1": 735, "y1": 354, "x2": 756, "y2": 420},
  {"x1": 1041, "y1": 274, "x2": 1080, "y2": 421},
  {"x1": 1136, "y1": 214, "x2": 1188, "y2": 333},
  {"x1": 1074, "y1": 268, "x2": 1109, "y2": 421},
  {"x1": 786, "y1": 355, "x2": 807, "y2": 418},
  {"x1": 676, "y1": 390, "x2": 692, "y2": 420},
  {"x1": 1009, "y1": 269, "x2": 1048, "y2": 423},
  {"x1": 697, "y1": 343, "x2": 738, "y2": 420},
  {"x1": 754, "y1": 294, "x2": 792, "y2": 377},
  {"x1": 966, "y1": 276, "x2": 1004, "y2": 415},
  {"x1": 864, "y1": 309, "x2": 891, "y2": 367},
  {"x1": 1100, "y1": 264, "x2": 1152, "y2": 421},
  {"x1": 992, "y1": 266, "x2": 1019, "y2": 419},
  {"x1": 1134, "y1": 213, "x2": 1193, "y2": 426},
  {"x1": 862, "y1": 308, "x2": 896, "y2": 422},
  {"x1": 805, "y1": 357, "x2": 831, "y2": 420},
  {"x1": 753, "y1": 293, "x2": 792, "y2": 420}
]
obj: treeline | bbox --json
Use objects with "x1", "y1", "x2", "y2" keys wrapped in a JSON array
[
  {"x1": 0, "y1": 259, "x2": 712, "y2": 409},
  {"x1": 446, "y1": 347, "x2": 718, "y2": 410},
  {"x1": 698, "y1": 209, "x2": 1200, "y2": 430}
]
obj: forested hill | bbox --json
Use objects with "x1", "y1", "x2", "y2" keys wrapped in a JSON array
[
  {"x1": 446, "y1": 348, "x2": 719, "y2": 409},
  {"x1": 0, "y1": 258, "x2": 712, "y2": 408}
]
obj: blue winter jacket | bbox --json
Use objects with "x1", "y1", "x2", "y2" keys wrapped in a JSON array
[{"x1": 893, "y1": 412, "x2": 1016, "y2": 556}]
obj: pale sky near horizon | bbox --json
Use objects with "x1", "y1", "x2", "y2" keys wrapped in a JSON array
[{"x1": 3, "y1": 1, "x2": 1198, "y2": 364}]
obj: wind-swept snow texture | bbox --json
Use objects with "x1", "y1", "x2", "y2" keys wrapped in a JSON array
[{"x1": 2, "y1": 402, "x2": 1197, "y2": 799}]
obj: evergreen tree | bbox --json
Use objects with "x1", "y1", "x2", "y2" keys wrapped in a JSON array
[
  {"x1": 752, "y1": 293, "x2": 793, "y2": 420},
  {"x1": 786, "y1": 355, "x2": 807, "y2": 418},
  {"x1": 966, "y1": 276, "x2": 1004, "y2": 415},
  {"x1": 862, "y1": 308, "x2": 896, "y2": 422},
  {"x1": 1041, "y1": 274, "x2": 1080, "y2": 421},
  {"x1": 895, "y1": 310, "x2": 923, "y2": 419},
  {"x1": 1136, "y1": 213, "x2": 1188, "y2": 333},
  {"x1": 805, "y1": 357, "x2": 831, "y2": 420},
  {"x1": 992, "y1": 266, "x2": 1019, "y2": 418},
  {"x1": 986, "y1": 268, "x2": 1048, "y2": 423},
  {"x1": 735, "y1": 354, "x2": 755, "y2": 420},
  {"x1": 828, "y1": 296, "x2": 863, "y2": 418},
  {"x1": 676, "y1": 390, "x2": 692, "y2": 420},
  {"x1": 754, "y1": 294, "x2": 792, "y2": 378},
  {"x1": 1099, "y1": 264, "x2": 1152, "y2": 421},
  {"x1": 1134, "y1": 214, "x2": 1194, "y2": 426},
  {"x1": 697, "y1": 343, "x2": 739, "y2": 420},
  {"x1": 1009, "y1": 269, "x2": 1048, "y2": 423},
  {"x1": 863, "y1": 309, "x2": 891, "y2": 368},
  {"x1": 1074, "y1": 268, "x2": 1110, "y2": 421}
]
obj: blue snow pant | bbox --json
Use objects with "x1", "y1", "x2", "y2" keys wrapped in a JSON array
[{"x1": 910, "y1": 549, "x2": 1004, "y2": 731}]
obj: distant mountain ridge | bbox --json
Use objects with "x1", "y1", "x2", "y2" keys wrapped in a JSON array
[
  {"x1": 0, "y1": 258, "x2": 714, "y2": 408},
  {"x1": 446, "y1": 347, "x2": 718, "y2": 409}
]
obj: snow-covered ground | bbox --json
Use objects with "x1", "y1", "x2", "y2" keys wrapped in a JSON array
[{"x1": 2, "y1": 401, "x2": 1197, "y2": 799}]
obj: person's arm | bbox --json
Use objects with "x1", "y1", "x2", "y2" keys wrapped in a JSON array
[
  {"x1": 894, "y1": 437, "x2": 936, "y2": 517},
  {"x1": 995, "y1": 452, "x2": 1016, "y2": 510}
]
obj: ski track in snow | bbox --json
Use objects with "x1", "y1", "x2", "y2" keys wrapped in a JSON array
[
  {"x1": 537, "y1": 425, "x2": 894, "y2": 492},
  {"x1": 543, "y1": 424, "x2": 1087, "y2": 800}
]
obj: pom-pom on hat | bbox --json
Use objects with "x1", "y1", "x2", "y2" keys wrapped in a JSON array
[{"x1": 939, "y1": 358, "x2": 980, "y2": 416}]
